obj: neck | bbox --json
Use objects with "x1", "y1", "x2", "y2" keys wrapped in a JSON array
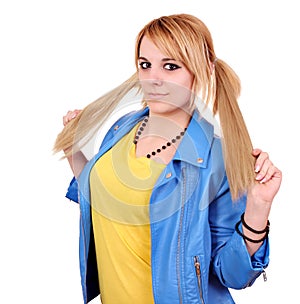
[
  {"x1": 134, "y1": 107, "x2": 193, "y2": 162},
  {"x1": 147, "y1": 107, "x2": 192, "y2": 132}
]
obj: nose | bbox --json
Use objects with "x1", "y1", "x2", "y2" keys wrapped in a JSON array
[
  {"x1": 152, "y1": 78, "x2": 163, "y2": 86},
  {"x1": 148, "y1": 67, "x2": 164, "y2": 86}
]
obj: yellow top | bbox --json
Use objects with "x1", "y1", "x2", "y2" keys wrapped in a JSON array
[{"x1": 90, "y1": 124, "x2": 165, "y2": 304}]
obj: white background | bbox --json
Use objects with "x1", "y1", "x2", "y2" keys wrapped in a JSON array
[{"x1": 0, "y1": 0, "x2": 298, "y2": 303}]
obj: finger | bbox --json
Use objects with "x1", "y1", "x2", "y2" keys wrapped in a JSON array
[
  {"x1": 255, "y1": 155, "x2": 272, "y2": 175},
  {"x1": 63, "y1": 115, "x2": 69, "y2": 126},
  {"x1": 64, "y1": 113, "x2": 73, "y2": 125},
  {"x1": 254, "y1": 151, "x2": 269, "y2": 173},
  {"x1": 256, "y1": 163, "x2": 276, "y2": 183},
  {"x1": 62, "y1": 110, "x2": 81, "y2": 126},
  {"x1": 71, "y1": 109, "x2": 80, "y2": 118},
  {"x1": 252, "y1": 148, "x2": 262, "y2": 157}
]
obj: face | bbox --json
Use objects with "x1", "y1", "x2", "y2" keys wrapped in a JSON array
[{"x1": 138, "y1": 36, "x2": 194, "y2": 116}]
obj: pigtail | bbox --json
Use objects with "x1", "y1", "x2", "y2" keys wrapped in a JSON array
[
  {"x1": 212, "y1": 59, "x2": 255, "y2": 200},
  {"x1": 53, "y1": 72, "x2": 139, "y2": 157}
]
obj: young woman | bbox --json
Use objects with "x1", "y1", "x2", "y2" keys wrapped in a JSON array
[{"x1": 54, "y1": 14, "x2": 282, "y2": 304}]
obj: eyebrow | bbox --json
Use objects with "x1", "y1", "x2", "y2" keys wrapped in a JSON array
[{"x1": 138, "y1": 56, "x2": 177, "y2": 62}]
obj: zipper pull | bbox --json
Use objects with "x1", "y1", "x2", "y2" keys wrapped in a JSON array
[
  {"x1": 194, "y1": 257, "x2": 201, "y2": 276},
  {"x1": 194, "y1": 256, "x2": 205, "y2": 304},
  {"x1": 262, "y1": 270, "x2": 267, "y2": 282}
]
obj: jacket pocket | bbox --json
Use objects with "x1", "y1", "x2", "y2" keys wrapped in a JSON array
[{"x1": 193, "y1": 256, "x2": 205, "y2": 304}]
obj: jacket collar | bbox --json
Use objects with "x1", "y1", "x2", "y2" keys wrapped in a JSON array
[{"x1": 174, "y1": 108, "x2": 215, "y2": 168}]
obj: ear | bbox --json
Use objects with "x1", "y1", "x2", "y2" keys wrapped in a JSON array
[
  {"x1": 210, "y1": 58, "x2": 217, "y2": 75},
  {"x1": 210, "y1": 62, "x2": 214, "y2": 75}
]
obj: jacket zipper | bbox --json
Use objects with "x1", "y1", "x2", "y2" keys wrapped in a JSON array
[
  {"x1": 194, "y1": 256, "x2": 205, "y2": 304},
  {"x1": 176, "y1": 168, "x2": 186, "y2": 304}
]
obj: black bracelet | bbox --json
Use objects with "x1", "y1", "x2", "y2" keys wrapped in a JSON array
[
  {"x1": 235, "y1": 220, "x2": 268, "y2": 243},
  {"x1": 241, "y1": 212, "x2": 270, "y2": 234}
]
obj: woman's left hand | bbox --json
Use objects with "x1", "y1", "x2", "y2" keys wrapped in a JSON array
[
  {"x1": 243, "y1": 149, "x2": 282, "y2": 255},
  {"x1": 250, "y1": 148, "x2": 282, "y2": 204}
]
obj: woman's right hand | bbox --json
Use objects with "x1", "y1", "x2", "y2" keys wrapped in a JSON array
[{"x1": 63, "y1": 109, "x2": 82, "y2": 126}]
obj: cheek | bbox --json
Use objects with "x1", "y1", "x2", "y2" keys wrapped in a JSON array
[
  {"x1": 167, "y1": 83, "x2": 193, "y2": 106},
  {"x1": 138, "y1": 71, "x2": 151, "y2": 90},
  {"x1": 166, "y1": 74, "x2": 194, "y2": 99},
  {"x1": 175, "y1": 89, "x2": 192, "y2": 105},
  {"x1": 169, "y1": 75, "x2": 193, "y2": 96},
  {"x1": 138, "y1": 69, "x2": 149, "y2": 85},
  {"x1": 139, "y1": 80, "x2": 151, "y2": 94},
  {"x1": 181, "y1": 73, "x2": 194, "y2": 90}
]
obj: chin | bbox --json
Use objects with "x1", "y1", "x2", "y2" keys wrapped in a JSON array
[
  {"x1": 147, "y1": 100, "x2": 191, "y2": 115},
  {"x1": 147, "y1": 101, "x2": 176, "y2": 113}
]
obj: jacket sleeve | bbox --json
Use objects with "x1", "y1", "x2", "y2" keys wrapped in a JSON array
[
  {"x1": 209, "y1": 177, "x2": 270, "y2": 289},
  {"x1": 65, "y1": 176, "x2": 79, "y2": 203}
]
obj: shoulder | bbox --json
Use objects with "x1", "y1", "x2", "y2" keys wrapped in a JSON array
[
  {"x1": 100, "y1": 107, "x2": 148, "y2": 147},
  {"x1": 189, "y1": 109, "x2": 223, "y2": 156},
  {"x1": 113, "y1": 107, "x2": 147, "y2": 127}
]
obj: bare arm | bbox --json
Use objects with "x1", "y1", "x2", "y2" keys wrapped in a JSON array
[
  {"x1": 63, "y1": 110, "x2": 88, "y2": 178},
  {"x1": 64, "y1": 149, "x2": 88, "y2": 178}
]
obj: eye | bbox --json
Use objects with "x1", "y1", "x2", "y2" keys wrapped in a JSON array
[
  {"x1": 139, "y1": 61, "x2": 151, "y2": 69},
  {"x1": 164, "y1": 63, "x2": 181, "y2": 71}
]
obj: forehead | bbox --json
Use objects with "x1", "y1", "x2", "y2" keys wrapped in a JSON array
[{"x1": 139, "y1": 36, "x2": 171, "y2": 59}]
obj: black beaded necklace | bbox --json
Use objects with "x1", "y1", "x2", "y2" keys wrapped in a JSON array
[{"x1": 133, "y1": 117, "x2": 187, "y2": 159}]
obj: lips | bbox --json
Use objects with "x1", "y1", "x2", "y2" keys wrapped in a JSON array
[{"x1": 147, "y1": 93, "x2": 168, "y2": 99}]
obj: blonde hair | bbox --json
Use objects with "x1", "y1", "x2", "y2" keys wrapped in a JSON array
[{"x1": 53, "y1": 13, "x2": 255, "y2": 200}]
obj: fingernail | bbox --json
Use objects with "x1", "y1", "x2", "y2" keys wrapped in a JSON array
[
  {"x1": 260, "y1": 178, "x2": 267, "y2": 184},
  {"x1": 256, "y1": 174, "x2": 262, "y2": 180},
  {"x1": 255, "y1": 165, "x2": 260, "y2": 173}
]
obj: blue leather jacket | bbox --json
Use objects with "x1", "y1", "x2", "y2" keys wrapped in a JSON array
[{"x1": 66, "y1": 107, "x2": 269, "y2": 304}]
